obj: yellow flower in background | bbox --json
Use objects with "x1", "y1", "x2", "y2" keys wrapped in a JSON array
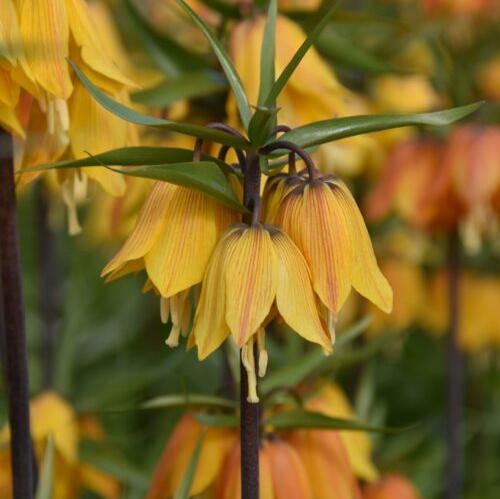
[
  {"x1": 102, "y1": 181, "x2": 238, "y2": 347},
  {"x1": 146, "y1": 414, "x2": 237, "y2": 499},
  {"x1": 193, "y1": 223, "x2": 332, "y2": 401},
  {"x1": 366, "y1": 259, "x2": 426, "y2": 336},
  {"x1": 0, "y1": 391, "x2": 119, "y2": 499},
  {"x1": 421, "y1": 272, "x2": 500, "y2": 352},
  {"x1": 228, "y1": 13, "x2": 383, "y2": 176},
  {"x1": 476, "y1": 55, "x2": 500, "y2": 101},
  {"x1": 363, "y1": 473, "x2": 422, "y2": 499},
  {"x1": 371, "y1": 75, "x2": 440, "y2": 115},
  {"x1": 1, "y1": 0, "x2": 139, "y2": 234},
  {"x1": 279, "y1": 0, "x2": 322, "y2": 10},
  {"x1": 267, "y1": 175, "x2": 392, "y2": 340},
  {"x1": 306, "y1": 382, "x2": 379, "y2": 483}
]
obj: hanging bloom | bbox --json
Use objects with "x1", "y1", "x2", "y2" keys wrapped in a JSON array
[
  {"x1": 266, "y1": 173, "x2": 392, "y2": 340},
  {"x1": 227, "y1": 13, "x2": 382, "y2": 176},
  {"x1": 363, "y1": 473, "x2": 422, "y2": 499},
  {"x1": 306, "y1": 382, "x2": 379, "y2": 483},
  {"x1": 146, "y1": 413, "x2": 237, "y2": 499},
  {"x1": 0, "y1": 391, "x2": 119, "y2": 499},
  {"x1": 192, "y1": 223, "x2": 332, "y2": 401},
  {"x1": 102, "y1": 181, "x2": 239, "y2": 346},
  {"x1": 2, "y1": 0, "x2": 140, "y2": 234}
]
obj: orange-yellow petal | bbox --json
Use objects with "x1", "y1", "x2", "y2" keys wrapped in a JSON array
[
  {"x1": 224, "y1": 226, "x2": 277, "y2": 347},
  {"x1": 271, "y1": 228, "x2": 331, "y2": 351},
  {"x1": 19, "y1": 0, "x2": 73, "y2": 98}
]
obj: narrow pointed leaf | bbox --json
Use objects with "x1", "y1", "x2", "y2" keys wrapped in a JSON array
[
  {"x1": 264, "y1": 0, "x2": 340, "y2": 107},
  {"x1": 248, "y1": 106, "x2": 279, "y2": 146},
  {"x1": 35, "y1": 434, "x2": 54, "y2": 499},
  {"x1": 70, "y1": 62, "x2": 249, "y2": 149},
  {"x1": 195, "y1": 413, "x2": 240, "y2": 428},
  {"x1": 268, "y1": 410, "x2": 413, "y2": 433},
  {"x1": 123, "y1": 0, "x2": 206, "y2": 76},
  {"x1": 176, "y1": 0, "x2": 252, "y2": 129},
  {"x1": 132, "y1": 70, "x2": 227, "y2": 107},
  {"x1": 109, "y1": 161, "x2": 247, "y2": 213},
  {"x1": 316, "y1": 27, "x2": 401, "y2": 74},
  {"x1": 20, "y1": 147, "x2": 225, "y2": 172},
  {"x1": 279, "y1": 102, "x2": 484, "y2": 148},
  {"x1": 258, "y1": 0, "x2": 277, "y2": 106},
  {"x1": 174, "y1": 432, "x2": 206, "y2": 499},
  {"x1": 139, "y1": 394, "x2": 236, "y2": 411}
]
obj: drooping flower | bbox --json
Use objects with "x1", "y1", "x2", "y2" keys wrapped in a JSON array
[
  {"x1": 266, "y1": 174, "x2": 393, "y2": 340},
  {"x1": 0, "y1": 391, "x2": 119, "y2": 499},
  {"x1": 102, "y1": 181, "x2": 239, "y2": 346},
  {"x1": 305, "y1": 382, "x2": 379, "y2": 483},
  {"x1": 363, "y1": 473, "x2": 422, "y2": 499},
  {"x1": 192, "y1": 223, "x2": 332, "y2": 401},
  {"x1": 1, "y1": 0, "x2": 139, "y2": 234}
]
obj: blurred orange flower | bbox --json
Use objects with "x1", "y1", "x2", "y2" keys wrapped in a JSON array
[{"x1": 363, "y1": 473, "x2": 421, "y2": 499}]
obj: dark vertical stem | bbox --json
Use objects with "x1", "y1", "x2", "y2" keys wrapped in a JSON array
[
  {"x1": 445, "y1": 231, "x2": 463, "y2": 499},
  {"x1": 0, "y1": 128, "x2": 34, "y2": 498},
  {"x1": 240, "y1": 153, "x2": 260, "y2": 499},
  {"x1": 35, "y1": 182, "x2": 59, "y2": 389}
]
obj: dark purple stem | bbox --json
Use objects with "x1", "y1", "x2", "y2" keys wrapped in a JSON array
[
  {"x1": 260, "y1": 140, "x2": 317, "y2": 180},
  {"x1": 0, "y1": 127, "x2": 34, "y2": 499},
  {"x1": 240, "y1": 153, "x2": 261, "y2": 499},
  {"x1": 445, "y1": 231, "x2": 464, "y2": 499}
]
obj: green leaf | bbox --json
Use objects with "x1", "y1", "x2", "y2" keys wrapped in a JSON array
[
  {"x1": 174, "y1": 432, "x2": 206, "y2": 499},
  {"x1": 264, "y1": 0, "x2": 340, "y2": 107},
  {"x1": 248, "y1": 106, "x2": 279, "y2": 146},
  {"x1": 279, "y1": 102, "x2": 483, "y2": 148},
  {"x1": 20, "y1": 146, "x2": 225, "y2": 172},
  {"x1": 70, "y1": 62, "x2": 249, "y2": 149},
  {"x1": 268, "y1": 409, "x2": 412, "y2": 433},
  {"x1": 316, "y1": 26, "x2": 401, "y2": 74},
  {"x1": 35, "y1": 434, "x2": 54, "y2": 499},
  {"x1": 176, "y1": 0, "x2": 252, "y2": 129},
  {"x1": 132, "y1": 70, "x2": 227, "y2": 107},
  {"x1": 258, "y1": 0, "x2": 277, "y2": 106},
  {"x1": 195, "y1": 413, "x2": 239, "y2": 428},
  {"x1": 109, "y1": 161, "x2": 247, "y2": 213},
  {"x1": 261, "y1": 317, "x2": 372, "y2": 394},
  {"x1": 123, "y1": 0, "x2": 206, "y2": 76},
  {"x1": 139, "y1": 394, "x2": 236, "y2": 411}
]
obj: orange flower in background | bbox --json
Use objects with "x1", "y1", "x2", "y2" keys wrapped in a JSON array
[
  {"x1": 422, "y1": 0, "x2": 499, "y2": 17},
  {"x1": 363, "y1": 473, "x2": 422, "y2": 499},
  {"x1": 0, "y1": 391, "x2": 119, "y2": 499},
  {"x1": 306, "y1": 382, "x2": 379, "y2": 483},
  {"x1": 476, "y1": 55, "x2": 500, "y2": 101},
  {"x1": 146, "y1": 414, "x2": 237, "y2": 499},
  {"x1": 267, "y1": 174, "x2": 392, "y2": 340}
]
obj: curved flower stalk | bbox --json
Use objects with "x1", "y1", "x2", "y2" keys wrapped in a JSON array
[
  {"x1": 0, "y1": 0, "x2": 139, "y2": 234},
  {"x1": 0, "y1": 391, "x2": 120, "y2": 499},
  {"x1": 265, "y1": 170, "x2": 393, "y2": 342},
  {"x1": 362, "y1": 473, "x2": 422, "y2": 499}
]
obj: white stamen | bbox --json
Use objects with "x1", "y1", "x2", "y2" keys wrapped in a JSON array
[
  {"x1": 242, "y1": 339, "x2": 259, "y2": 403},
  {"x1": 160, "y1": 297, "x2": 170, "y2": 324},
  {"x1": 166, "y1": 326, "x2": 181, "y2": 348}
]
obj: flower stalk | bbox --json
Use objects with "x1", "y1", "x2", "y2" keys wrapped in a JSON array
[
  {"x1": 445, "y1": 231, "x2": 463, "y2": 499},
  {"x1": 0, "y1": 127, "x2": 34, "y2": 498},
  {"x1": 240, "y1": 152, "x2": 261, "y2": 499}
]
